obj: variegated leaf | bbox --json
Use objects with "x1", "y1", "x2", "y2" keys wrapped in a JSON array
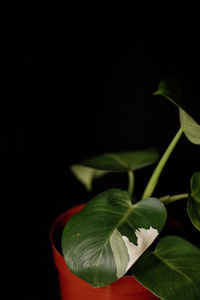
[{"x1": 62, "y1": 189, "x2": 167, "y2": 287}]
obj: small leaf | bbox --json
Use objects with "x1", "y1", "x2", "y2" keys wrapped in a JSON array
[
  {"x1": 154, "y1": 76, "x2": 183, "y2": 108},
  {"x1": 179, "y1": 109, "x2": 200, "y2": 145},
  {"x1": 71, "y1": 165, "x2": 107, "y2": 191},
  {"x1": 187, "y1": 172, "x2": 200, "y2": 231},
  {"x1": 62, "y1": 189, "x2": 167, "y2": 287},
  {"x1": 154, "y1": 77, "x2": 200, "y2": 145},
  {"x1": 78, "y1": 149, "x2": 160, "y2": 172},
  {"x1": 131, "y1": 236, "x2": 200, "y2": 300}
]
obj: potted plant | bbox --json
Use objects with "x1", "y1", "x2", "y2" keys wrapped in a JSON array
[{"x1": 51, "y1": 77, "x2": 200, "y2": 300}]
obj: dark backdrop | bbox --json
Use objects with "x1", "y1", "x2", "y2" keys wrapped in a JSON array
[{"x1": 1, "y1": 32, "x2": 200, "y2": 299}]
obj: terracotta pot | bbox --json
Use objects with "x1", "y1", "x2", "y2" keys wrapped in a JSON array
[{"x1": 50, "y1": 204, "x2": 159, "y2": 300}]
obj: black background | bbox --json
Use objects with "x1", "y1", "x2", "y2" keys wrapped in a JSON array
[{"x1": 1, "y1": 26, "x2": 200, "y2": 299}]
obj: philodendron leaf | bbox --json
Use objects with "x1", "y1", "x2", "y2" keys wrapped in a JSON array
[
  {"x1": 80, "y1": 149, "x2": 159, "y2": 171},
  {"x1": 71, "y1": 165, "x2": 107, "y2": 191},
  {"x1": 154, "y1": 76, "x2": 183, "y2": 108},
  {"x1": 187, "y1": 172, "x2": 200, "y2": 230},
  {"x1": 131, "y1": 236, "x2": 200, "y2": 300},
  {"x1": 154, "y1": 77, "x2": 200, "y2": 145},
  {"x1": 190, "y1": 172, "x2": 200, "y2": 203},
  {"x1": 62, "y1": 189, "x2": 167, "y2": 287},
  {"x1": 179, "y1": 109, "x2": 200, "y2": 144},
  {"x1": 71, "y1": 149, "x2": 159, "y2": 191}
]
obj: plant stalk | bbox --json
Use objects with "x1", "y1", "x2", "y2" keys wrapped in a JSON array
[
  {"x1": 159, "y1": 193, "x2": 189, "y2": 204},
  {"x1": 128, "y1": 170, "x2": 134, "y2": 199},
  {"x1": 142, "y1": 128, "x2": 183, "y2": 199}
]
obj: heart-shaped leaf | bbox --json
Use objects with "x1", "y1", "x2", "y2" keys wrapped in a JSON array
[
  {"x1": 62, "y1": 189, "x2": 167, "y2": 287},
  {"x1": 78, "y1": 149, "x2": 159, "y2": 172},
  {"x1": 131, "y1": 236, "x2": 200, "y2": 300},
  {"x1": 154, "y1": 77, "x2": 200, "y2": 145},
  {"x1": 187, "y1": 172, "x2": 200, "y2": 230},
  {"x1": 71, "y1": 149, "x2": 159, "y2": 190}
]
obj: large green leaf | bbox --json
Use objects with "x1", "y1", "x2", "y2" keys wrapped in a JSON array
[
  {"x1": 187, "y1": 172, "x2": 200, "y2": 230},
  {"x1": 71, "y1": 149, "x2": 159, "y2": 191},
  {"x1": 154, "y1": 77, "x2": 200, "y2": 145},
  {"x1": 131, "y1": 236, "x2": 200, "y2": 300},
  {"x1": 74, "y1": 149, "x2": 159, "y2": 172},
  {"x1": 62, "y1": 189, "x2": 167, "y2": 287}
]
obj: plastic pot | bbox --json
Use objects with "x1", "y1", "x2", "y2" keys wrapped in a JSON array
[{"x1": 50, "y1": 204, "x2": 159, "y2": 300}]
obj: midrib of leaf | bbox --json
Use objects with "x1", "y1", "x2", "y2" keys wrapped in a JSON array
[
  {"x1": 106, "y1": 153, "x2": 128, "y2": 169},
  {"x1": 154, "y1": 91, "x2": 179, "y2": 109},
  {"x1": 153, "y1": 251, "x2": 200, "y2": 293},
  {"x1": 180, "y1": 108, "x2": 186, "y2": 131},
  {"x1": 94, "y1": 203, "x2": 134, "y2": 279}
]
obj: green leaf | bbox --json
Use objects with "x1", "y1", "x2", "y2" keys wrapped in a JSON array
[
  {"x1": 179, "y1": 109, "x2": 200, "y2": 145},
  {"x1": 71, "y1": 149, "x2": 159, "y2": 191},
  {"x1": 70, "y1": 165, "x2": 107, "y2": 191},
  {"x1": 77, "y1": 149, "x2": 160, "y2": 172},
  {"x1": 187, "y1": 172, "x2": 200, "y2": 231},
  {"x1": 154, "y1": 76, "x2": 183, "y2": 108},
  {"x1": 190, "y1": 172, "x2": 200, "y2": 203},
  {"x1": 188, "y1": 198, "x2": 200, "y2": 231},
  {"x1": 62, "y1": 189, "x2": 167, "y2": 287},
  {"x1": 154, "y1": 77, "x2": 200, "y2": 145},
  {"x1": 131, "y1": 236, "x2": 200, "y2": 300}
]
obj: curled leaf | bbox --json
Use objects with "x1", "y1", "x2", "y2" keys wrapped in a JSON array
[
  {"x1": 71, "y1": 165, "x2": 107, "y2": 191},
  {"x1": 187, "y1": 172, "x2": 200, "y2": 230}
]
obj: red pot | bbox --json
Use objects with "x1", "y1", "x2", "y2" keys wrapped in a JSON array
[{"x1": 50, "y1": 204, "x2": 159, "y2": 300}]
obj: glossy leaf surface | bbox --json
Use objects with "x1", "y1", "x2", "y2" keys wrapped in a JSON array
[
  {"x1": 154, "y1": 77, "x2": 200, "y2": 145},
  {"x1": 187, "y1": 172, "x2": 200, "y2": 230},
  {"x1": 62, "y1": 189, "x2": 167, "y2": 287},
  {"x1": 132, "y1": 236, "x2": 200, "y2": 300}
]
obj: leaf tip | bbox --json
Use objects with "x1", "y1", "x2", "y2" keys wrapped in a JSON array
[{"x1": 153, "y1": 90, "x2": 160, "y2": 96}]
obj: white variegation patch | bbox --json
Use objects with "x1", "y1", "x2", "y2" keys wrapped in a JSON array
[
  {"x1": 110, "y1": 227, "x2": 159, "y2": 278},
  {"x1": 122, "y1": 227, "x2": 158, "y2": 272}
]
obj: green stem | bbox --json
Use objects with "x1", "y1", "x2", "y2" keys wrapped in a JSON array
[
  {"x1": 159, "y1": 193, "x2": 189, "y2": 204},
  {"x1": 142, "y1": 128, "x2": 183, "y2": 200},
  {"x1": 128, "y1": 170, "x2": 134, "y2": 199}
]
